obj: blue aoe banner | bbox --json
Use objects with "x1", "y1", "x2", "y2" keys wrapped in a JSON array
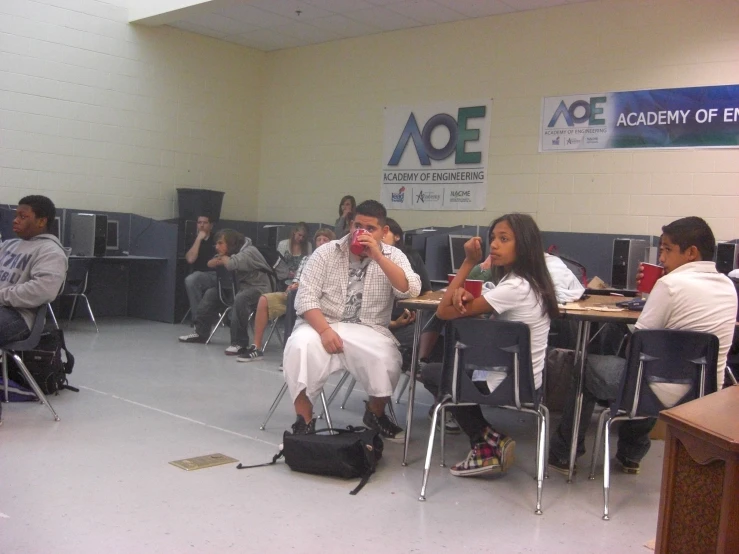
[{"x1": 540, "y1": 84, "x2": 739, "y2": 152}]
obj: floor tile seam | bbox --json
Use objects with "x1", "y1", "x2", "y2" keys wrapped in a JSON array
[{"x1": 77, "y1": 385, "x2": 280, "y2": 447}]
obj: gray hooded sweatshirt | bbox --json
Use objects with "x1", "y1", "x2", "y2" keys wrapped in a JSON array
[
  {"x1": 225, "y1": 242, "x2": 273, "y2": 294},
  {"x1": 0, "y1": 233, "x2": 68, "y2": 330}
]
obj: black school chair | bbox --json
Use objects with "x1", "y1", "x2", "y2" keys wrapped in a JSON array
[
  {"x1": 588, "y1": 330, "x2": 719, "y2": 520},
  {"x1": 61, "y1": 258, "x2": 98, "y2": 333},
  {"x1": 205, "y1": 266, "x2": 238, "y2": 345},
  {"x1": 1, "y1": 305, "x2": 60, "y2": 421},
  {"x1": 419, "y1": 318, "x2": 549, "y2": 515}
]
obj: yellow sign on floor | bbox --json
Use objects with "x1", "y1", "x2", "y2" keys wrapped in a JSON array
[{"x1": 169, "y1": 453, "x2": 238, "y2": 471}]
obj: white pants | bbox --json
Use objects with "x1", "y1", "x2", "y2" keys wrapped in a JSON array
[{"x1": 283, "y1": 322, "x2": 402, "y2": 403}]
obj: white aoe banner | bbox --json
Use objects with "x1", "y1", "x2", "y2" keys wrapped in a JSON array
[{"x1": 381, "y1": 100, "x2": 491, "y2": 211}]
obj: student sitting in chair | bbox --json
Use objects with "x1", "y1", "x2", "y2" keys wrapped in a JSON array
[
  {"x1": 421, "y1": 213, "x2": 559, "y2": 476},
  {"x1": 0, "y1": 195, "x2": 68, "y2": 345},
  {"x1": 179, "y1": 230, "x2": 274, "y2": 355},
  {"x1": 548, "y1": 216, "x2": 738, "y2": 475},
  {"x1": 237, "y1": 228, "x2": 335, "y2": 362},
  {"x1": 183, "y1": 214, "x2": 217, "y2": 319},
  {"x1": 283, "y1": 200, "x2": 421, "y2": 440},
  {"x1": 277, "y1": 222, "x2": 312, "y2": 288}
]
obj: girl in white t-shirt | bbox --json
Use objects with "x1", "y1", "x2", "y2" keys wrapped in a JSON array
[{"x1": 425, "y1": 213, "x2": 559, "y2": 477}]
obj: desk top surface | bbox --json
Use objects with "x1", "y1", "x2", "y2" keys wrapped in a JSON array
[
  {"x1": 560, "y1": 295, "x2": 642, "y2": 323},
  {"x1": 70, "y1": 255, "x2": 167, "y2": 261},
  {"x1": 660, "y1": 386, "x2": 739, "y2": 451},
  {"x1": 397, "y1": 290, "x2": 444, "y2": 310}
]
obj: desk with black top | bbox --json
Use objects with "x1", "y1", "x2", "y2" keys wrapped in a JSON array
[
  {"x1": 69, "y1": 255, "x2": 172, "y2": 323},
  {"x1": 559, "y1": 295, "x2": 644, "y2": 482},
  {"x1": 397, "y1": 290, "x2": 444, "y2": 465}
]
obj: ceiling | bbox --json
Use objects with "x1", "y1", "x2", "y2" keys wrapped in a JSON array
[{"x1": 168, "y1": 0, "x2": 595, "y2": 52}]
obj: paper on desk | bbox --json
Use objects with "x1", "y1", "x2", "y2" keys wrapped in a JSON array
[{"x1": 562, "y1": 303, "x2": 625, "y2": 312}]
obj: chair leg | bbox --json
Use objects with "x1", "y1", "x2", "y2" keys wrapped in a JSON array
[
  {"x1": 69, "y1": 295, "x2": 79, "y2": 322},
  {"x1": 439, "y1": 405, "x2": 446, "y2": 467},
  {"x1": 340, "y1": 377, "x2": 356, "y2": 409},
  {"x1": 318, "y1": 371, "x2": 351, "y2": 420},
  {"x1": 589, "y1": 409, "x2": 610, "y2": 480},
  {"x1": 602, "y1": 419, "x2": 612, "y2": 521},
  {"x1": 535, "y1": 409, "x2": 546, "y2": 515},
  {"x1": 2, "y1": 351, "x2": 9, "y2": 402},
  {"x1": 541, "y1": 404, "x2": 550, "y2": 479},
  {"x1": 394, "y1": 372, "x2": 410, "y2": 404},
  {"x1": 48, "y1": 304, "x2": 59, "y2": 330},
  {"x1": 82, "y1": 294, "x2": 98, "y2": 333},
  {"x1": 10, "y1": 353, "x2": 59, "y2": 421},
  {"x1": 419, "y1": 401, "x2": 444, "y2": 501},
  {"x1": 319, "y1": 389, "x2": 333, "y2": 430},
  {"x1": 726, "y1": 366, "x2": 737, "y2": 386},
  {"x1": 206, "y1": 309, "x2": 230, "y2": 345},
  {"x1": 260, "y1": 382, "x2": 288, "y2": 430},
  {"x1": 180, "y1": 308, "x2": 191, "y2": 325},
  {"x1": 262, "y1": 318, "x2": 279, "y2": 353}
]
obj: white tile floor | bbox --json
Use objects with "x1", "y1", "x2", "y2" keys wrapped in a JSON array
[{"x1": 1, "y1": 319, "x2": 662, "y2": 553}]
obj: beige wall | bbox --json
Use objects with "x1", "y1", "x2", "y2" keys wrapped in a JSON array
[
  {"x1": 258, "y1": 0, "x2": 739, "y2": 239},
  {"x1": 0, "y1": 0, "x2": 265, "y2": 220}
]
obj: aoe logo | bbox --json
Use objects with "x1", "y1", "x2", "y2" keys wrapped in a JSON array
[
  {"x1": 389, "y1": 106, "x2": 486, "y2": 166},
  {"x1": 548, "y1": 97, "x2": 606, "y2": 127}
]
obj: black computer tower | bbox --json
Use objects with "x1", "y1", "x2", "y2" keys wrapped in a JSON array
[
  {"x1": 716, "y1": 242, "x2": 739, "y2": 275},
  {"x1": 612, "y1": 238, "x2": 649, "y2": 289}
]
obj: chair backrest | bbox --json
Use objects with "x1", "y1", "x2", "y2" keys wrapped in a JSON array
[
  {"x1": 215, "y1": 265, "x2": 237, "y2": 306},
  {"x1": 614, "y1": 329, "x2": 719, "y2": 418},
  {"x1": 440, "y1": 318, "x2": 538, "y2": 409},
  {"x1": 3, "y1": 304, "x2": 48, "y2": 351},
  {"x1": 63, "y1": 258, "x2": 92, "y2": 295},
  {"x1": 283, "y1": 289, "x2": 298, "y2": 342}
]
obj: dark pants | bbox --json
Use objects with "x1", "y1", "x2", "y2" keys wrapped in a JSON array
[
  {"x1": 421, "y1": 362, "x2": 498, "y2": 447},
  {"x1": 194, "y1": 286, "x2": 262, "y2": 347},
  {"x1": 0, "y1": 306, "x2": 31, "y2": 346},
  {"x1": 549, "y1": 354, "x2": 656, "y2": 464}
]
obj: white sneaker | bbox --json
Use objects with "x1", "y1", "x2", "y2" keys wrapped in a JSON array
[
  {"x1": 179, "y1": 333, "x2": 205, "y2": 343},
  {"x1": 224, "y1": 345, "x2": 242, "y2": 355}
]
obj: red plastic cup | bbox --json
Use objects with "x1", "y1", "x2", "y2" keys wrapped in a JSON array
[
  {"x1": 447, "y1": 273, "x2": 456, "y2": 285},
  {"x1": 637, "y1": 263, "x2": 663, "y2": 294},
  {"x1": 350, "y1": 228, "x2": 369, "y2": 256},
  {"x1": 464, "y1": 279, "x2": 483, "y2": 298}
]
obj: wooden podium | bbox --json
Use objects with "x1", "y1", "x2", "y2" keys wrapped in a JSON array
[{"x1": 655, "y1": 386, "x2": 739, "y2": 554}]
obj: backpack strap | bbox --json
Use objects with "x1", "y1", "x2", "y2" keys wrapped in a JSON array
[
  {"x1": 236, "y1": 450, "x2": 283, "y2": 470},
  {"x1": 350, "y1": 432, "x2": 380, "y2": 495}
]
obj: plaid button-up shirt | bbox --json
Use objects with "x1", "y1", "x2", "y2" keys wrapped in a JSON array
[{"x1": 294, "y1": 234, "x2": 421, "y2": 342}]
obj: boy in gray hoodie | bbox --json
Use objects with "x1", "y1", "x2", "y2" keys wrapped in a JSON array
[
  {"x1": 179, "y1": 229, "x2": 274, "y2": 355},
  {"x1": 0, "y1": 195, "x2": 68, "y2": 345}
]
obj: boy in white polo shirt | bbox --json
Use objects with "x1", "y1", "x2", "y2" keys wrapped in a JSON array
[{"x1": 549, "y1": 216, "x2": 737, "y2": 475}]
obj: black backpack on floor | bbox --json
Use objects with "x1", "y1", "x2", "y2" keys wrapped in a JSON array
[{"x1": 9, "y1": 327, "x2": 77, "y2": 395}]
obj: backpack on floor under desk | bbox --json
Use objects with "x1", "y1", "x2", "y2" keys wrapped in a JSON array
[{"x1": 9, "y1": 327, "x2": 78, "y2": 395}]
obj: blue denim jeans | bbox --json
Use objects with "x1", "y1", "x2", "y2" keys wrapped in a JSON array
[
  {"x1": 549, "y1": 354, "x2": 656, "y2": 464},
  {"x1": 0, "y1": 306, "x2": 31, "y2": 347}
]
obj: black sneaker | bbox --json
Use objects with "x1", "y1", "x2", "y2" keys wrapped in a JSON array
[
  {"x1": 548, "y1": 454, "x2": 576, "y2": 476},
  {"x1": 363, "y1": 407, "x2": 405, "y2": 443},
  {"x1": 616, "y1": 453, "x2": 641, "y2": 475},
  {"x1": 237, "y1": 345, "x2": 263, "y2": 363},
  {"x1": 178, "y1": 332, "x2": 206, "y2": 343},
  {"x1": 290, "y1": 415, "x2": 315, "y2": 435}
]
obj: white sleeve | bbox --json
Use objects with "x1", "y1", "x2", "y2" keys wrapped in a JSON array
[
  {"x1": 634, "y1": 280, "x2": 671, "y2": 330},
  {"x1": 482, "y1": 277, "x2": 528, "y2": 315}
]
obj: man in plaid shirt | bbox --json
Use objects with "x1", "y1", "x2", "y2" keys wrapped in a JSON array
[{"x1": 284, "y1": 200, "x2": 422, "y2": 440}]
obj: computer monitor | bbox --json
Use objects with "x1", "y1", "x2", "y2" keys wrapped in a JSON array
[
  {"x1": 50, "y1": 216, "x2": 61, "y2": 241},
  {"x1": 448, "y1": 235, "x2": 468, "y2": 273},
  {"x1": 106, "y1": 219, "x2": 119, "y2": 251}
]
